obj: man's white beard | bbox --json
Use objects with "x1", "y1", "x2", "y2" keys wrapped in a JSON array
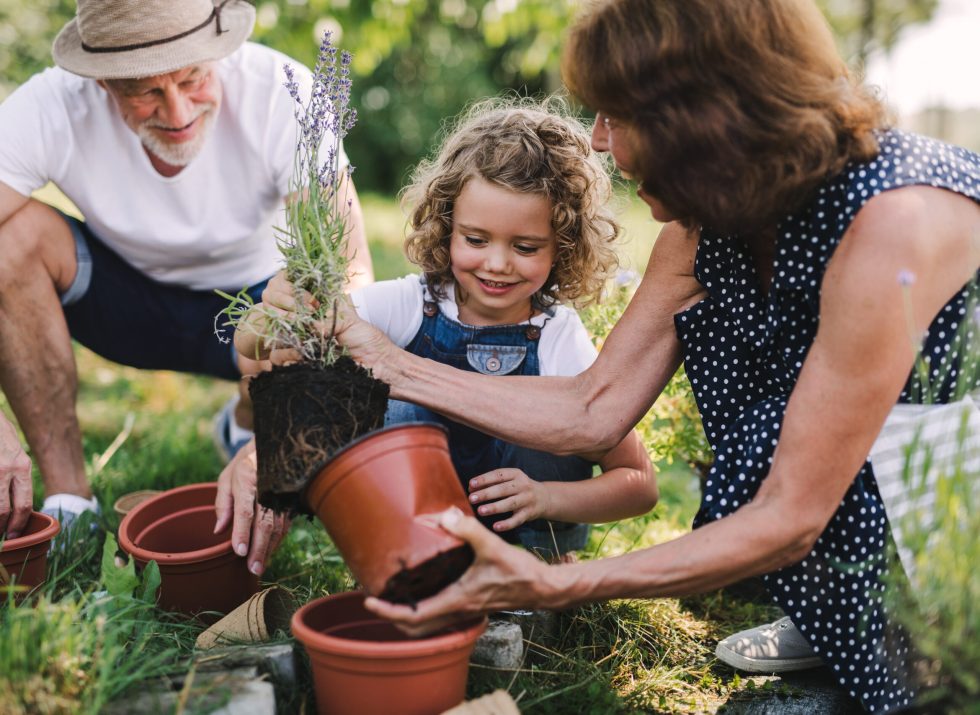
[{"x1": 137, "y1": 103, "x2": 216, "y2": 167}]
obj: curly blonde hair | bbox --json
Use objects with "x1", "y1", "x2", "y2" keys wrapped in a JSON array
[{"x1": 401, "y1": 96, "x2": 619, "y2": 308}]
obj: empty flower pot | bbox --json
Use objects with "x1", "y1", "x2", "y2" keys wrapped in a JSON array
[
  {"x1": 0, "y1": 512, "x2": 59, "y2": 598},
  {"x1": 305, "y1": 422, "x2": 475, "y2": 604},
  {"x1": 292, "y1": 591, "x2": 487, "y2": 715},
  {"x1": 118, "y1": 483, "x2": 258, "y2": 616}
]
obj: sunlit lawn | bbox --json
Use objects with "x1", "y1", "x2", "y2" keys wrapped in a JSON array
[{"x1": 0, "y1": 190, "x2": 784, "y2": 713}]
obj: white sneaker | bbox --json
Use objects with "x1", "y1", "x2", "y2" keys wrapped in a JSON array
[
  {"x1": 41, "y1": 493, "x2": 101, "y2": 551},
  {"x1": 715, "y1": 616, "x2": 823, "y2": 673}
]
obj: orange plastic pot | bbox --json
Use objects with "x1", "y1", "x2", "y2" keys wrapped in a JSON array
[
  {"x1": 0, "y1": 512, "x2": 59, "y2": 597},
  {"x1": 292, "y1": 591, "x2": 486, "y2": 715},
  {"x1": 305, "y1": 423, "x2": 475, "y2": 603},
  {"x1": 118, "y1": 483, "x2": 258, "y2": 616}
]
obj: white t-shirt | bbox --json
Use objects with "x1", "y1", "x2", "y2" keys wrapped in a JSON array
[
  {"x1": 350, "y1": 275, "x2": 599, "y2": 377},
  {"x1": 0, "y1": 42, "x2": 346, "y2": 290}
]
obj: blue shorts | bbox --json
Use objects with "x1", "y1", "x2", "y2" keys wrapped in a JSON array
[{"x1": 59, "y1": 214, "x2": 270, "y2": 381}]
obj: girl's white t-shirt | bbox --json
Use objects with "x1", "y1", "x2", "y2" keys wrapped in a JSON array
[
  {"x1": 0, "y1": 43, "x2": 344, "y2": 290},
  {"x1": 350, "y1": 274, "x2": 599, "y2": 377}
]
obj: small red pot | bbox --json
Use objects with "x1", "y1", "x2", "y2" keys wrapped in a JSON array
[
  {"x1": 292, "y1": 591, "x2": 486, "y2": 715},
  {"x1": 0, "y1": 512, "x2": 59, "y2": 596},
  {"x1": 305, "y1": 423, "x2": 475, "y2": 603},
  {"x1": 118, "y1": 483, "x2": 258, "y2": 616}
]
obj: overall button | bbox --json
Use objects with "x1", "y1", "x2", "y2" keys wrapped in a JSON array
[
  {"x1": 525, "y1": 325, "x2": 541, "y2": 340},
  {"x1": 422, "y1": 302, "x2": 438, "y2": 317},
  {"x1": 467, "y1": 344, "x2": 526, "y2": 375}
]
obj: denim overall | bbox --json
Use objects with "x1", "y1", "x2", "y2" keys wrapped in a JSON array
[{"x1": 385, "y1": 290, "x2": 593, "y2": 558}]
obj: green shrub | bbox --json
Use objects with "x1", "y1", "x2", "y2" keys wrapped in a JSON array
[
  {"x1": 884, "y1": 290, "x2": 980, "y2": 712},
  {"x1": 884, "y1": 413, "x2": 980, "y2": 712}
]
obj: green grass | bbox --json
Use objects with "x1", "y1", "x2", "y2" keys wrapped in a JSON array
[{"x1": 0, "y1": 192, "x2": 784, "y2": 714}]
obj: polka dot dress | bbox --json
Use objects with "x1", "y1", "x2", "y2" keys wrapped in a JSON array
[{"x1": 675, "y1": 130, "x2": 980, "y2": 713}]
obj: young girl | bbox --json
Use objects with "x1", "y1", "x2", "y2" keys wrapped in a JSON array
[{"x1": 245, "y1": 98, "x2": 657, "y2": 560}]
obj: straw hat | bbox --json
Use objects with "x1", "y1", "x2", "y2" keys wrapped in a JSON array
[{"x1": 52, "y1": 0, "x2": 255, "y2": 80}]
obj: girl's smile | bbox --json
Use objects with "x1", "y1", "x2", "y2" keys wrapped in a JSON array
[{"x1": 450, "y1": 177, "x2": 557, "y2": 326}]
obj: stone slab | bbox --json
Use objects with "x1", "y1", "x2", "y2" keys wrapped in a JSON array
[
  {"x1": 471, "y1": 620, "x2": 524, "y2": 669},
  {"x1": 719, "y1": 668, "x2": 864, "y2": 714},
  {"x1": 496, "y1": 609, "x2": 558, "y2": 645},
  {"x1": 104, "y1": 667, "x2": 275, "y2": 715},
  {"x1": 195, "y1": 641, "x2": 297, "y2": 689}
]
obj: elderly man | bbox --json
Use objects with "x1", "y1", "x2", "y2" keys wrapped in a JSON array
[{"x1": 0, "y1": 0, "x2": 372, "y2": 542}]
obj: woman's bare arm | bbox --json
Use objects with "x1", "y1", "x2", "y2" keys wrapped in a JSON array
[
  {"x1": 366, "y1": 186, "x2": 980, "y2": 633},
  {"x1": 344, "y1": 222, "x2": 705, "y2": 456}
]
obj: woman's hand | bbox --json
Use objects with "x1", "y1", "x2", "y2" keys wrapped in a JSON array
[
  {"x1": 249, "y1": 273, "x2": 399, "y2": 377},
  {"x1": 467, "y1": 468, "x2": 551, "y2": 532},
  {"x1": 363, "y1": 507, "x2": 555, "y2": 636},
  {"x1": 214, "y1": 438, "x2": 290, "y2": 576},
  {"x1": 0, "y1": 413, "x2": 32, "y2": 539}
]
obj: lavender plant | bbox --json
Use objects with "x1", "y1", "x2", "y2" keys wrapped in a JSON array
[{"x1": 220, "y1": 32, "x2": 358, "y2": 366}]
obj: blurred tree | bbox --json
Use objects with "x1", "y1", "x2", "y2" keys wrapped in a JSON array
[
  {"x1": 0, "y1": 0, "x2": 940, "y2": 193},
  {"x1": 0, "y1": 0, "x2": 75, "y2": 97},
  {"x1": 816, "y1": 0, "x2": 939, "y2": 67},
  {"x1": 250, "y1": 0, "x2": 573, "y2": 191}
]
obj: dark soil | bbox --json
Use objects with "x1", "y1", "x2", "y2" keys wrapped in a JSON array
[
  {"x1": 250, "y1": 357, "x2": 389, "y2": 513},
  {"x1": 377, "y1": 543, "x2": 475, "y2": 605}
]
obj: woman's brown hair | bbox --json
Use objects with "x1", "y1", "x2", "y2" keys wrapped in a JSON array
[
  {"x1": 563, "y1": 0, "x2": 888, "y2": 234},
  {"x1": 402, "y1": 96, "x2": 619, "y2": 308}
]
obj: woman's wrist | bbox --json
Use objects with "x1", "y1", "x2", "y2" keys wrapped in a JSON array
[
  {"x1": 365, "y1": 339, "x2": 408, "y2": 388},
  {"x1": 533, "y1": 558, "x2": 595, "y2": 610}
]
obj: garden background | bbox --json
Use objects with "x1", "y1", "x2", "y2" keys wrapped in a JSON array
[{"x1": 1, "y1": 1, "x2": 978, "y2": 713}]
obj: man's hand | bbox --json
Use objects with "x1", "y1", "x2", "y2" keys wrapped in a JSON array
[
  {"x1": 0, "y1": 412, "x2": 32, "y2": 539},
  {"x1": 467, "y1": 468, "x2": 551, "y2": 532},
  {"x1": 214, "y1": 438, "x2": 290, "y2": 576},
  {"x1": 363, "y1": 507, "x2": 552, "y2": 637}
]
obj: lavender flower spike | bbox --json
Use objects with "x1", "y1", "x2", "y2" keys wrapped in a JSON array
[{"x1": 220, "y1": 31, "x2": 360, "y2": 367}]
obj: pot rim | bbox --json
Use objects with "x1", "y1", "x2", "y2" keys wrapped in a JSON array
[
  {"x1": 291, "y1": 591, "x2": 486, "y2": 659},
  {"x1": 118, "y1": 483, "x2": 233, "y2": 565},
  {"x1": 304, "y1": 421, "x2": 449, "y2": 493},
  {"x1": 0, "y1": 511, "x2": 60, "y2": 552}
]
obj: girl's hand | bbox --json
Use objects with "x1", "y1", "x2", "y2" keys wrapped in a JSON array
[
  {"x1": 363, "y1": 507, "x2": 553, "y2": 636},
  {"x1": 468, "y1": 468, "x2": 552, "y2": 532}
]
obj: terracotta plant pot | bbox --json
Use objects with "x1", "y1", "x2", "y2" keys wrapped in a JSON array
[
  {"x1": 118, "y1": 483, "x2": 258, "y2": 616},
  {"x1": 292, "y1": 591, "x2": 487, "y2": 715},
  {"x1": 0, "y1": 512, "x2": 60, "y2": 597},
  {"x1": 305, "y1": 423, "x2": 475, "y2": 604},
  {"x1": 251, "y1": 358, "x2": 389, "y2": 514}
]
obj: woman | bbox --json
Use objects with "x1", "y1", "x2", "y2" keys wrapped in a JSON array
[{"x1": 263, "y1": 0, "x2": 979, "y2": 710}]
